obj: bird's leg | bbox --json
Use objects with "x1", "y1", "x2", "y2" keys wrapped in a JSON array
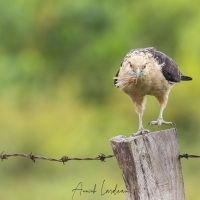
[
  {"x1": 148, "y1": 95, "x2": 176, "y2": 127},
  {"x1": 132, "y1": 96, "x2": 150, "y2": 136},
  {"x1": 134, "y1": 113, "x2": 150, "y2": 136}
]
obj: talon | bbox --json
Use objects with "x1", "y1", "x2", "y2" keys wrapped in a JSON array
[
  {"x1": 132, "y1": 129, "x2": 150, "y2": 136},
  {"x1": 148, "y1": 119, "x2": 176, "y2": 127}
]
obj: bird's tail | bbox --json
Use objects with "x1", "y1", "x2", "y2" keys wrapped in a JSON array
[{"x1": 181, "y1": 75, "x2": 192, "y2": 81}]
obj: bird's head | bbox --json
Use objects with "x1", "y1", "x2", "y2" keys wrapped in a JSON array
[{"x1": 127, "y1": 62, "x2": 148, "y2": 78}]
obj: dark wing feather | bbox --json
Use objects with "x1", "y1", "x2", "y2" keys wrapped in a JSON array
[
  {"x1": 151, "y1": 49, "x2": 182, "y2": 82},
  {"x1": 181, "y1": 75, "x2": 192, "y2": 81}
]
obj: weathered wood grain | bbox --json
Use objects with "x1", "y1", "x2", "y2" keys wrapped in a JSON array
[{"x1": 110, "y1": 128, "x2": 185, "y2": 200}]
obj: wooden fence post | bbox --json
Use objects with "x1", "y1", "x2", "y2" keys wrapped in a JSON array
[{"x1": 110, "y1": 128, "x2": 185, "y2": 200}]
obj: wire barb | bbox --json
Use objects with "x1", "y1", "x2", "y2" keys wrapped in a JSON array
[
  {"x1": 0, "y1": 151, "x2": 115, "y2": 164},
  {"x1": 1, "y1": 151, "x2": 7, "y2": 161},
  {"x1": 29, "y1": 153, "x2": 36, "y2": 163},
  {"x1": 179, "y1": 154, "x2": 200, "y2": 159},
  {"x1": 98, "y1": 153, "x2": 106, "y2": 162},
  {"x1": 60, "y1": 156, "x2": 69, "y2": 165}
]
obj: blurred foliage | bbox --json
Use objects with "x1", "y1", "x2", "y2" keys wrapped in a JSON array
[{"x1": 0, "y1": 0, "x2": 200, "y2": 199}]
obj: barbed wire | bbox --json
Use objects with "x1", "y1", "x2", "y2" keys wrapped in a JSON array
[
  {"x1": 179, "y1": 154, "x2": 200, "y2": 159},
  {"x1": 0, "y1": 151, "x2": 115, "y2": 164},
  {"x1": 1, "y1": 151, "x2": 199, "y2": 164}
]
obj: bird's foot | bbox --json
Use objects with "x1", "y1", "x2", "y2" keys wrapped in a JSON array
[
  {"x1": 132, "y1": 129, "x2": 150, "y2": 136},
  {"x1": 148, "y1": 118, "x2": 176, "y2": 127}
]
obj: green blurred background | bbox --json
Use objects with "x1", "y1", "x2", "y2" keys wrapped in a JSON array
[{"x1": 0, "y1": 0, "x2": 199, "y2": 199}]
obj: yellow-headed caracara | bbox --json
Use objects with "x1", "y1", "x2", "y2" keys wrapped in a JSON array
[{"x1": 114, "y1": 47, "x2": 192, "y2": 135}]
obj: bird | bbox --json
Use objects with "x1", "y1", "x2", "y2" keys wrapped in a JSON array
[{"x1": 114, "y1": 47, "x2": 192, "y2": 135}]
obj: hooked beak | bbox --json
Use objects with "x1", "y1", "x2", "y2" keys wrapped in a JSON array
[{"x1": 134, "y1": 68, "x2": 141, "y2": 77}]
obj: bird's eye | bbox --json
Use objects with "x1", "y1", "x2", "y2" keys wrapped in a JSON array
[
  {"x1": 141, "y1": 65, "x2": 146, "y2": 70},
  {"x1": 128, "y1": 62, "x2": 133, "y2": 68}
]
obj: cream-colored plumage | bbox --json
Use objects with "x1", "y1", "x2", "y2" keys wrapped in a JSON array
[{"x1": 114, "y1": 47, "x2": 192, "y2": 135}]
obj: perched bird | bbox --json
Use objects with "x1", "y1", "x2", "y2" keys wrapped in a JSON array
[{"x1": 114, "y1": 47, "x2": 192, "y2": 135}]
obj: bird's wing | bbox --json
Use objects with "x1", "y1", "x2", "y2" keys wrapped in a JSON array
[{"x1": 150, "y1": 49, "x2": 182, "y2": 83}]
